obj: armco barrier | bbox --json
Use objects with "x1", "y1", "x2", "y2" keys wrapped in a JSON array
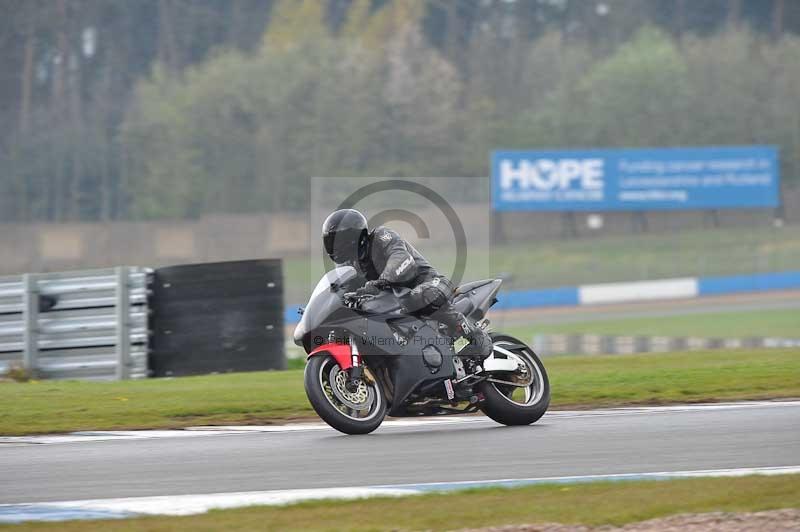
[
  {"x1": 0, "y1": 267, "x2": 150, "y2": 380},
  {"x1": 284, "y1": 270, "x2": 800, "y2": 324}
]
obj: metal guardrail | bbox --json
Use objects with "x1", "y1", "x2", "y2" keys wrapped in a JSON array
[{"x1": 0, "y1": 267, "x2": 150, "y2": 380}]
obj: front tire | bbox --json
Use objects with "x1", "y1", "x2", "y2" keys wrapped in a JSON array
[
  {"x1": 479, "y1": 334, "x2": 550, "y2": 426},
  {"x1": 304, "y1": 355, "x2": 386, "y2": 435}
]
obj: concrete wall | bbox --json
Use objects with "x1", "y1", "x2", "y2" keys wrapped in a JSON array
[
  {"x1": 0, "y1": 213, "x2": 307, "y2": 276},
  {"x1": 0, "y1": 185, "x2": 797, "y2": 277}
]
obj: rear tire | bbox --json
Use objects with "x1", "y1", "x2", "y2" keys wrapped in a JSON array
[
  {"x1": 479, "y1": 334, "x2": 550, "y2": 426},
  {"x1": 304, "y1": 355, "x2": 386, "y2": 435}
]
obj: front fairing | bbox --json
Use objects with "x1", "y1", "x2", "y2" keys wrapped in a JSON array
[{"x1": 293, "y1": 267, "x2": 360, "y2": 346}]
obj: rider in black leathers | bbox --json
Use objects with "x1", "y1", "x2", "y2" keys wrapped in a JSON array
[{"x1": 322, "y1": 209, "x2": 491, "y2": 357}]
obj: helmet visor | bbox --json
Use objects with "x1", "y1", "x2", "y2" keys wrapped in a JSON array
[{"x1": 324, "y1": 230, "x2": 360, "y2": 264}]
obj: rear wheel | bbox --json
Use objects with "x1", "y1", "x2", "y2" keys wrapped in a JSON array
[
  {"x1": 304, "y1": 355, "x2": 386, "y2": 435},
  {"x1": 479, "y1": 334, "x2": 550, "y2": 426}
]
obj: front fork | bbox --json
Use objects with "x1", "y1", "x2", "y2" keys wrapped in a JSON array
[{"x1": 346, "y1": 336, "x2": 364, "y2": 391}]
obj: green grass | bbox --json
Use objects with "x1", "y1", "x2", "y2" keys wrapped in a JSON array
[
  {"x1": 547, "y1": 348, "x2": 800, "y2": 407},
  {"x1": 4, "y1": 475, "x2": 799, "y2": 531},
  {"x1": 1, "y1": 349, "x2": 798, "y2": 435},
  {"x1": 285, "y1": 224, "x2": 800, "y2": 301},
  {"x1": 0, "y1": 370, "x2": 307, "y2": 435},
  {"x1": 505, "y1": 308, "x2": 800, "y2": 340}
]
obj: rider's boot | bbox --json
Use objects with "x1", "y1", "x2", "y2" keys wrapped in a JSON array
[{"x1": 457, "y1": 318, "x2": 492, "y2": 358}]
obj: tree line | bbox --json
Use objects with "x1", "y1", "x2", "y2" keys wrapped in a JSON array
[{"x1": 1, "y1": 0, "x2": 798, "y2": 222}]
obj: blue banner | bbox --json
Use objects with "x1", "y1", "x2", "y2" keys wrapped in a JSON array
[{"x1": 492, "y1": 146, "x2": 779, "y2": 211}]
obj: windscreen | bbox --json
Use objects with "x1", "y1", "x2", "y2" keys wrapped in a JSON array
[
  {"x1": 295, "y1": 266, "x2": 358, "y2": 345},
  {"x1": 309, "y1": 266, "x2": 357, "y2": 302}
]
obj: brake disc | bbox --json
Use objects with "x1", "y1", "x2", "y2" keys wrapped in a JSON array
[{"x1": 329, "y1": 366, "x2": 374, "y2": 411}]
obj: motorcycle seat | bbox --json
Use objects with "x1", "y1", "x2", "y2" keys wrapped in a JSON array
[{"x1": 454, "y1": 279, "x2": 495, "y2": 296}]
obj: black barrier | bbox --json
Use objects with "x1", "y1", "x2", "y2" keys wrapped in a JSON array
[{"x1": 149, "y1": 259, "x2": 284, "y2": 376}]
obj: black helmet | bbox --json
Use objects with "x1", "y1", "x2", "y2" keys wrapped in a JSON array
[{"x1": 322, "y1": 209, "x2": 368, "y2": 264}]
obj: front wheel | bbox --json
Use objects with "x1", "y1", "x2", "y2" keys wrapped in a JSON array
[
  {"x1": 304, "y1": 355, "x2": 386, "y2": 434},
  {"x1": 478, "y1": 334, "x2": 550, "y2": 426}
]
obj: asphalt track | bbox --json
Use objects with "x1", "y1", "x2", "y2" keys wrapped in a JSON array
[{"x1": 2, "y1": 401, "x2": 799, "y2": 506}]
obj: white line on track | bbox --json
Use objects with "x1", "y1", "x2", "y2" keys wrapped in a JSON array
[
  {"x1": 1, "y1": 400, "x2": 798, "y2": 445},
  {"x1": 1, "y1": 465, "x2": 799, "y2": 524}
]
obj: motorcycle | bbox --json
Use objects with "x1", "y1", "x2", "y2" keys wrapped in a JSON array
[{"x1": 293, "y1": 266, "x2": 550, "y2": 434}]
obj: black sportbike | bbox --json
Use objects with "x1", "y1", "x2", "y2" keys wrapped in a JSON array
[{"x1": 294, "y1": 266, "x2": 550, "y2": 434}]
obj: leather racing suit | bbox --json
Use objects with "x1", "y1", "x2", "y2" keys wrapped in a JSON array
[{"x1": 357, "y1": 226, "x2": 488, "y2": 353}]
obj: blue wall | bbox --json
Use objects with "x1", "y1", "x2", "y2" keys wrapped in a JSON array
[{"x1": 698, "y1": 271, "x2": 800, "y2": 296}]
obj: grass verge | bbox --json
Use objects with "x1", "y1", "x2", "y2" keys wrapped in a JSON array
[
  {"x1": 1, "y1": 348, "x2": 798, "y2": 435},
  {"x1": 3, "y1": 474, "x2": 799, "y2": 531},
  {"x1": 504, "y1": 308, "x2": 800, "y2": 339}
]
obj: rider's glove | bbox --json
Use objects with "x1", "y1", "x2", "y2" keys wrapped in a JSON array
[{"x1": 356, "y1": 279, "x2": 388, "y2": 297}]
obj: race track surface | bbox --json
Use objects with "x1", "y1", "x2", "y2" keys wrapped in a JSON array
[{"x1": 2, "y1": 401, "x2": 799, "y2": 505}]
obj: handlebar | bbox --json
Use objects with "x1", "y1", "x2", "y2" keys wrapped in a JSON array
[{"x1": 343, "y1": 291, "x2": 375, "y2": 309}]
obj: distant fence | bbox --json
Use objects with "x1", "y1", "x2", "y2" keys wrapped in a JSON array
[
  {"x1": 533, "y1": 334, "x2": 800, "y2": 357},
  {"x1": 0, "y1": 267, "x2": 150, "y2": 380}
]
